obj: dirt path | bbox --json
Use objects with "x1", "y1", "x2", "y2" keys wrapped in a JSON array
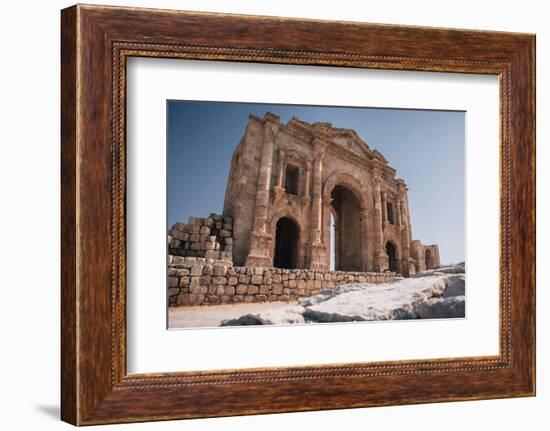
[{"x1": 169, "y1": 301, "x2": 297, "y2": 329}]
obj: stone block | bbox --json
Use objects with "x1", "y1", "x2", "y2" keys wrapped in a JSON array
[
  {"x1": 236, "y1": 284, "x2": 248, "y2": 295},
  {"x1": 172, "y1": 256, "x2": 185, "y2": 265},
  {"x1": 202, "y1": 264, "x2": 213, "y2": 275},
  {"x1": 190, "y1": 264, "x2": 204, "y2": 276},
  {"x1": 239, "y1": 274, "x2": 250, "y2": 284},
  {"x1": 227, "y1": 276, "x2": 238, "y2": 286},
  {"x1": 168, "y1": 277, "x2": 178, "y2": 288},
  {"x1": 272, "y1": 284, "x2": 283, "y2": 295},
  {"x1": 204, "y1": 250, "x2": 220, "y2": 260},
  {"x1": 251, "y1": 275, "x2": 263, "y2": 285},
  {"x1": 212, "y1": 276, "x2": 227, "y2": 285},
  {"x1": 213, "y1": 264, "x2": 227, "y2": 276},
  {"x1": 247, "y1": 285, "x2": 259, "y2": 295}
]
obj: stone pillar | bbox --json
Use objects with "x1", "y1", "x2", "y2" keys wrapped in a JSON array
[
  {"x1": 304, "y1": 163, "x2": 311, "y2": 199},
  {"x1": 276, "y1": 149, "x2": 285, "y2": 187},
  {"x1": 310, "y1": 155, "x2": 323, "y2": 243},
  {"x1": 398, "y1": 184, "x2": 415, "y2": 277},
  {"x1": 360, "y1": 208, "x2": 371, "y2": 271},
  {"x1": 396, "y1": 200, "x2": 402, "y2": 226},
  {"x1": 372, "y1": 173, "x2": 387, "y2": 272},
  {"x1": 245, "y1": 115, "x2": 280, "y2": 267},
  {"x1": 298, "y1": 166, "x2": 304, "y2": 196},
  {"x1": 381, "y1": 191, "x2": 388, "y2": 225},
  {"x1": 306, "y1": 136, "x2": 329, "y2": 269}
]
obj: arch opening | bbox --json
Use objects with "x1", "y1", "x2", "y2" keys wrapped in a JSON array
[
  {"x1": 386, "y1": 241, "x2": 398, "y2": 273},
  {"x1": 330, "y1": 185, "x2": 363, "y2": 271},
  {"x1": 273, "y1": 217, "x2": 299, "y2": 269}
]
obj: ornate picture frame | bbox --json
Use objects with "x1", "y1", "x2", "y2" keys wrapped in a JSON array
[{"x1": 61, "y1": 4, "x2": 535, "y2": 425}]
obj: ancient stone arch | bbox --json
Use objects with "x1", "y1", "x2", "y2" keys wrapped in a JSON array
[
  {"x1": 322, "y1": 172, "x2": 370, "y2": 271},
  {"x1": 269, "y1": 211, "x2": 304, "y2": 268},
  {"x1": 273, "y1": 217, "x2": 300, "y2": 269},
  {"x1": 385, "y1": 239, "x2": 400, "y2": 273},
  {"x1": 322, "y1": 172, "x2": 369, "y2": 210},
  {"x1": 220, "y1": 112, "x2": 439, "y2": 276}
]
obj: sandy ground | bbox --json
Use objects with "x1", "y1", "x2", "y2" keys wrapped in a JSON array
[{"x1": 169, "y1": 301, "x2": 297, "y2": 329}]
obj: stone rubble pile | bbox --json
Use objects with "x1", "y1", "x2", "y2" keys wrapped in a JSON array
[{"x1": 168, "y1": 213, "x2": 233, "y2": 262}]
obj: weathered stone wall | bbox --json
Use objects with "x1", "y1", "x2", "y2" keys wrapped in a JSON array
[
  {"x1": 168, "y1": 213, "x2": 233, "y2": 262},
  {"x1": 168, "y1": 256, "x2": 395, "y2": 306}
]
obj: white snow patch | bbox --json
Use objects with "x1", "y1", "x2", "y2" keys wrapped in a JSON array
[{"x1": 221, "y1": 274, "x2": 466, "y2": 326}]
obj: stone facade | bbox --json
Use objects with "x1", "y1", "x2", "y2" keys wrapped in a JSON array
[
  {"x1": 168, "y1": 256, "x2": 395, "y2": 306},
  {"x1": 222, "y1": 112, "x2": 440, "y2": 276},
  {"x1": 411, "y1": 241, "x2": 441, "y2": 273}
]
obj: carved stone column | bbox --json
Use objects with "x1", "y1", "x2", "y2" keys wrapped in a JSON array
[
  {"x1": 360, "y1": 208, "x2": 371, "y2": 271},
  {"x1": 381, "y1": 191, "x2": 388, "y2": 225},
  {"x1": 304, "y1": 162, "x2": 311, "y2": 199},
  {"x1": 276, "y1": 148, "x2": 285, "y2": 187},
  {"x1": 306, "y1": 133, "x2": 329, "y2": 269},
  {"x1": 398, "y1": 183, "x2": 415, "y2": 276},
  {"x1": 298, "y1": 166, "x2": 304, "y2": 196},
  {"x1": 396, "y1": 200, "x2": 402, "y2": 226},
  {"x1": 372, "y1": 173, "x2": 387, "y2": 272},
  {"x1": 245, "y1": 115, "x2": 280, "y2": 267}
]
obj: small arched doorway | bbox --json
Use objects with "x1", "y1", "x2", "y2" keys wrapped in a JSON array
[
  {"x1": 386, "y1": 241, "x2": 398, "y2": 273},
  {"x1": 330, "y1": 185, "x2": 363, "y2": 271},
  {"x1": 274, "y1": 217, "x2": 299, "y2": 269},
  {"x1": 425, "y1": 248, "x2": 436, "y2": 269}
]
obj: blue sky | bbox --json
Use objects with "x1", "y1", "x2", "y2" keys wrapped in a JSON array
[{"x1": 167, "y1": 101, "x2": 465, "y2": 264}]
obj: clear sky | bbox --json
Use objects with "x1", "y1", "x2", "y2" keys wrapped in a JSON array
[{"x1": 167, "y1": 101, "x2": 465, "y2": 264}]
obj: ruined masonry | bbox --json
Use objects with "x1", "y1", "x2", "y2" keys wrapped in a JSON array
[{"x1": 168, "y1": 113, "x2": 441, "y2": 306}]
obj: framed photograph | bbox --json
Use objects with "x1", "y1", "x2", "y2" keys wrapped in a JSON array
[{"x1": 61, "y1": 4, "x2": 535, "y2": 425}]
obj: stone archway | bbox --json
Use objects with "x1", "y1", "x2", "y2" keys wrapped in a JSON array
[
  {"x1": 273, "y1": 217, "x2": 300, "y2": 269},
  {"x1": 323, "y1": 172, "x2": 369, "y2": 272},
  {"x1": 425, "y1": 248, "x2": 436, "y2": 270},
  {"x1": 330, "y1": 185, "x2": 363, "y2": 271},
  {"x1": 386, "y1": 241, "x2": 398, "y2": 273}
]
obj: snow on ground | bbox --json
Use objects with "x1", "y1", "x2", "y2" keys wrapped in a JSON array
[
  {"x1": 169, "y1": 266, "x2": 465, "y2": 328},
  {"x1": 221, "y1": 272, "x2": 465, "y2": 327},
  {"x1": 302, "y1": 275, "x2": 454, "y2": 322}
]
